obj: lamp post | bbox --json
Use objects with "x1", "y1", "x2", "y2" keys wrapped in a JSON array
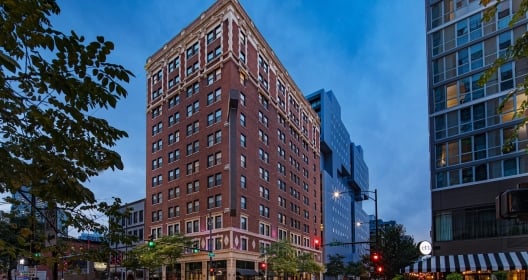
[{"x1": 333, "y1": 189, "x2": 379, "y2": 252}]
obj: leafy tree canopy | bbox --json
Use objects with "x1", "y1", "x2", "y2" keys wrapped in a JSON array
[{"x1": 0, "y1": 0, "x2": 134, "y2": 262}]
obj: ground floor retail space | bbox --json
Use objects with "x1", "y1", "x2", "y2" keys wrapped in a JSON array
[{"x1": 401, "y1": 251, "x2": 528, "y2": 280}]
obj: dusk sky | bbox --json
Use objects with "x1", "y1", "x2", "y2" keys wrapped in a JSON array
[{"x1": 10, "y1": 1, "x2": 430, "y2": 241}]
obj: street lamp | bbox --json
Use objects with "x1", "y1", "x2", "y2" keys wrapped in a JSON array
[{"x1": 333, "y1": 189, "x2": 379, "y2": 252}]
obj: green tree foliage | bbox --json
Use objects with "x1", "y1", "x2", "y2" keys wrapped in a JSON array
[
  {"x1": 263, "y1": 239, "x2": 298, "y2": 277},
  {"x1": 0, "y1": 0, "x2": 133, "y2": 262},
  {"x1": 124, "y1": 234, "x2": 192, "y2": 272},
  {"x1": 325, "y1": 253, "x2": 346, "y2": 278},
  {"x1": 297, "y1": 252, "x2": 324, "y2": 278},
  {"x1": 376, "y1": 225, "x2": 420, "y2": 279},
  {"x1": 480, "y1": 0, "x2": 528, "y2": 149},
  {"x1": 346, "y1": 260, "x2": 367, "y2": 278}
]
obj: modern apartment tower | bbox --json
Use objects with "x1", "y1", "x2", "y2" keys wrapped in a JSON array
[
  {"x1": 426, "y1": 0, "x2": 528, "y2": 255},
  {"x1": 145, "y1": 0, "x2": 322, "y2": 278},
  {"x1": 307, "y1": 89, "x2": 370, "y2": 263}
]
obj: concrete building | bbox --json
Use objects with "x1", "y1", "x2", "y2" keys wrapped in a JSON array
[
  {"x1": 307, "y1": 89, "x2": 370, "y2": 263},
  {"x1": 426, "y1": 0, "x2": 528, "y2": 256},
  {"x1": 145, "y1": 0, "x2": 322, "y2": 278}
]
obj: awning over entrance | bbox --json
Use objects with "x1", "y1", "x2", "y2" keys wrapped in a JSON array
[
  {"x1": 236, "y1": 268, "x2": 258, "y2": 276},
  {"x1": 402, "y1": 251, "x2": 528, "y2": 273}
]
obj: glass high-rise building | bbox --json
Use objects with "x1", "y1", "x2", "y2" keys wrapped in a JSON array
[
  {"x1": 426, "y1": 0, "x2": 528, "y2": 255},
  {"x1": 307, "y1": 89, "x2": 370, "y2": 263}
]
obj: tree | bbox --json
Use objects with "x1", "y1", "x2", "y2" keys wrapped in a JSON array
[
  {"x1": 297, "y1": 252, "x2": 324, "y2": 279},
  {"x1": 480, "y1": 0, "x2": 528, "y2": 148},
  {"x1": 0, "y1": 0, "x2": 133, "y2": 266},
  {"x1": 325, "y1": 253, "x2": 346, "y2": 279},
  {"x1": 346, "y1": 260, "x2": 367, "y2": 279},
  {"x1": 124, "y1": 234, "x2": 192, "y2": 274},
  {"x1": 262, "y1": 239, "x2": 298, "y2": 278},
  {"x1": 375, "y1": 225, "x2": 420, "y2": 279}
]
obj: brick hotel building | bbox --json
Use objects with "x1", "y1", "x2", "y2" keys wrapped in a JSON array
[{"x1": 145, "y1": 0, "x2": 322, "y2": 278}]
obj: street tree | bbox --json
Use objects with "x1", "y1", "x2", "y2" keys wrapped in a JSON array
[
  {"x1": 297, "y1": 252, "x2": 324, "y2": 279},
  {"x1": 376, "y1": 224, "x2": 420, "y2": 278},
  {"x1": 346, "y1": 260, "x2": 367, "y2": 279},
  {"x1": 0, "y1": 0, "x2": 134, "y2": 264},
  {"x1": 263, "y1": 239, "x2": 298, "y2": 278},
  {"x1": 324, "y1": 253, "x2": 346, "y2": 279},
  {"x1": 124, "y1": 234, "x2": 192, "y2": 274}
]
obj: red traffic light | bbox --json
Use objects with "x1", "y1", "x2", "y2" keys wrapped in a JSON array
[
  {"x1": 376, "y1": 266, "x2": 383, "y2": 273},
  {"x1": 371, "y1": 252, "x2": 381, "y2": 262},
  {"x1": 260, "y1": 262, "x2": 267, "y2": 270},
  {"x1": 314, "y1": 238, "x2": 320, "y2": 249}
]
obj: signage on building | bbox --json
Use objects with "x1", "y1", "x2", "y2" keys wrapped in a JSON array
[{"x1": 418, "y1": 241, "x2": 432, "y2": 255}]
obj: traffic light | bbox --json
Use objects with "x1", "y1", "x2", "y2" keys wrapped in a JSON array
[
  {"x1": 370, "y1": 252, "x2": 381, "y2": 263},
  {"x1": 192, "y1": 247, "x2": 199, "y2": 253},
  {"x1": 148, "y1": 235, "x2": 155, "y2": 248},
  {"x1": 314, "y1": 238, "x2": 320, "y2": 250},
  {"x1": 376, "y1": 265, "x2": 383, "y2": 274},
  {"x1": 260, "y1": 262, "x2": 267, "y2": 270},
  {"x1": 209, "y1": 267, "x2": 215, "y2": 275}
]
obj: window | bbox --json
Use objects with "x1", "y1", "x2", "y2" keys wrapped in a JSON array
[
  {"x1": 187, "y1": 101, "x2": 200, "y2": 117},
  {"x1": 207, "y1": 109, "x2": 222, "y2": 126},
  {"x1": 186, "y1": 82, "x2": 199, "y2": 98},
  {"x1": 186, "y1": 62, "x2": 199, "y2": 75},
  {"x1": 187, "y1": 121, "x2": 200, "y2": 136},
  {"x1": 207, "y1": 130, "x2": 222, "y2": 146},
  {"x1": 207, "y1": 173, "x2": 222, "y2": 188},
  {"x1": 240, "y1": 113, "x2": 246, "y2": 127},
  {"x1": 168, "y1": 131, "x2": 180, "y2": 145},
  {"x1": 259, "y1": 130, "x2": 269, "y2": 145},
  {"x1": 240, "y1": 216, "x2": 248, "y2": 230},
  {"x1": 168, "y1": 168, "x2": 180, "y2": 181},
  {"x1": 152, "y1": 139, "x2": 163, "y2": 153},
  {"x1": 259, "y1": 148, "x2": 269, "y2": 163},
  {"x1": 168, "y1": 57, "x2": 180, "y2": 73},
  {"x1": 168, "y1": 112, "x2": 180, "y2": 126},
  {"x1": 207, "y1": 46, "x2": 222, "y2": 62},
  {"x1": 186, "y1": 42, "x2": 199, "y2": 58},
  {"x1": 259, "y1": 222, "x2": 270, "y2": 236},
  {"x1": 152, "y1": 157, "x2": 162, "y2": 170},
  {"x1": 258, "y1": 55, "x2": 269, "y2": 73},
  {"x1": 207, "y1": 88, "x2": 222, "y2": 105},
  {"x1": 241, "y1": 196, "x2": 247, "y2": 209},
  {"x1": 207, "y1": 25, "x2": 221, "y2": 43},
  {"x1": 258, "y1": 111, "x2": 268, "y2": 127},
  {"x1": 259, "y1": 167, "x2": 269, "y2": 182},
  {"x1": 240, "y1": 134, "x2": 246, "y2": 147},
  {"x1": 260, "y1": 186, "x2": 269, "y2": 200},
  {"x1": 207, "y1": 69, "x2": 221, "y2": 85},
  {"x1": 168, "y1": 149, "x2": 180, "y2": 163},
  {"x1": 152, "y1": 122, "x2": 163, "y2": 136},
  {"x1": 240, "y1": 92, "x2": 246, "y2": 106},
  {"x1": 168, "y1": 95, "x2": 180, "y2": 108},
  {"x1": 151, "y1": 106, "x2": 161, "y2": 119},
  {"x1": 241, "y1": 175, "x2": 247, "y2": 189},
  {"x1": 241, "y1": 155, "x2": 246, "y2": 168}
]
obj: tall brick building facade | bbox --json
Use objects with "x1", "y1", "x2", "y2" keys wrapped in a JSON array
[{"x1": 145, "y1": 0, "x2": 322, "y2": 278}]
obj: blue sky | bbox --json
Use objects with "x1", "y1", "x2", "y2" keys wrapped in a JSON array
[{"x1": 30, "y1": 0, "x2": 429, "y2": 242}]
